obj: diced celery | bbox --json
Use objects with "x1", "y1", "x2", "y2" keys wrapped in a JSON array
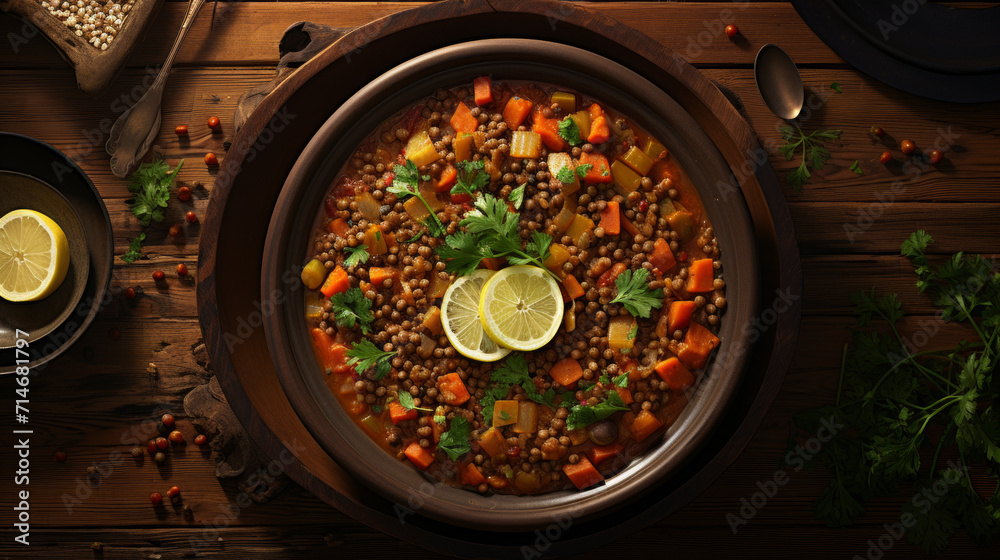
[
  {"x1": 510, "y1": 131, "x2": 543, "y2": 158},
  {"x1": 643, "y1": 138, "x2": 667, "y2": 161},
  {"x1": 551, "y1": 91, "x2": 576, "y2": 113},
  {"x1": 666, "y1": 211, "x2": 695, "y2": 241},
  {"x1": 565, "y1": 214, "x2": 595, "y2": 246},
  {"x1": 620, "y1": 146, "x2": 654, "y2": 176},
  {"x1": 611, "y1": 160, "x2": 642, "y2": 196}
]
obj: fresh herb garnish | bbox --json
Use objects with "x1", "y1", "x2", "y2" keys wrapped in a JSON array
[
  {"x1": 452, "y1": 160, "x2": 489, "y2": 198},
  {"x1": 566, "y1": 391, "x2": 629, "y2": 431},
  {"x1": 575, "y1": 163, "x2": 593, "y2": 179},
  {"x1": 371, "y1": 404, "x2": 383, "y2": 413},
  {"x1": 509, "y1": 185, "x2": 525, "y2": 210},
  {"x1": 437, "y1": 193, "x2": 558, "y2": 281},
  {"x1": 779, "y1": 126, "x2": 842, "y2": 192},
  {"x1": 343, "y1": 244, "x2": 370, "y2": 267},
  {"x1": 491, "y1": 353, "x2": 556, "y2": 409},
  {"x1": 402, "y1": 230, "x2": 425, "y2": 243},
  {"x1": 610, "y1": 268, "x2": 664, "y2": 318},
  {"x1": 612, "y1": 372, "x2": 629, "y2": 387},
  {"x1": 499, "y1": 411, "x2": 511, "y2": 421},
  {"x1": 128, "y1": 160, "x2": 183, "y2": 226},
  {"x1": 346, "y1": 340, "x2": 395, "y2": 381},
  {"x1": 600, "y1": 164, "x2": 610, "y2": 177},
  {"x1": 438, "y1": 416, "x2": 472, "y2": 460},
  {"x1": 830, "y1": 81, "x2": 843, "y2": 93},
  {"x1": 423, "y1": 217, "x2": 446, "y2": 238},
  {"x1": 433, "y1": 414, "x2": 446, "y2": 425},
  {"x1": 558, "y1": 117, "x2": 582, "y2": 146},
  {"x1": 849, "y1": 160, "x2": 863, "y2": 176},
  {"x1": 627, "y1": 322, "x2": 638, "y2": 340},
  {"x1": 121, "y1": 233, "x2": 146, "y2": 263},
  {"x1": 330, "y1": 287, "x2": 374, "y2": 334},
  {"x1": 398, "y1": 391, "x2": 433, "y2": 412},
  {"x1": 790, "y1": 231, "x2": 1000, "y2": 553},
  {"x1": 555, "y1": 166, "x2": 576, "y2": 185},
  {"x1": 389, "y1": 159, "x2": 445, "y2": 235}
]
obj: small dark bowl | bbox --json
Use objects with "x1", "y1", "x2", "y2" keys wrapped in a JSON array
[
  {"x1": 0, "y1": 133, "x2": 113, "y2": 374},
  {"x1": 262, "y1": 39, "x2": 759, "y2": 530}
]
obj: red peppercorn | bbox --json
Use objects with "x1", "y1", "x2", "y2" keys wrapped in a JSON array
[
  {"x1": 176, "y1": 263, "x2": 189, "y2": 277},
  {"x1": 174, "y1": 125, "x2": 188, "y2": 136},
  {"x1": 880, "y1": 151, "x2": 892, "y2": 164},
  {"x1": 54, "y1": 451, "x2": 67, "y2": 462},
  {"x1": 168, "y1": 430, "x2": 184, "y2": 444},
  {"x1": 678, "y1": 250, "x2": 688, "y2": 262},
  {"x1": 928, "y1": 149, "x2": 943, "y2": 165},
  {"x1": 194, "y1": 434, "x2": 208, "y2": 446},
  {"x1": 169, "y1": 224, "x2": 181, "y2": 237},
  {"x1": 638, "y1": 199, "x2": 648, "y2": 213},
  {"x1": 155, "y1": 437, "x2": 169, "y2": 451},
  {"x1": 161, "y1": 414, "x2": 175, "y2": 429},
  {"x1": 166, "y1": 486, "x2": 181, "y2": 499},
  {"x1": 506, "y1": 445, "x2": 521, "y2": 457},
  {"x1": 204, "y1": 152, "x2": 218, "y2": 166},
  {"x1": 147, "y1": 440, "x2": 157, "y2": 454},
  {"x1": 186, "y1": 211, "x2": 198, "y2": 223},
  {"x1": 109, "y1": 328, "x2": 121, "y2": 341},
  {"x1": 177, "y1": 186, "x2": 192, "y2": 202},
  {"x1": 725, "y1": 24, "x2": 738, "y2": 38},
  {"x1": 900, "y1": 140, "x2": 916, "y2": 155},
  {"x1": 150, "y1": 492, "x2": 163, "y2": 505},
  {"x1": 152, "y1": 270, "x2": 166, "y2": 282},
  {"x1": 207, "y1": 116, "x2": 221, "y2": 130},
  {"x1": 870, "y1": 126, "x2": 886, "y2": 138},
  {"x1": 124, "y1": 287, "x2": 136, "y2": 299}
]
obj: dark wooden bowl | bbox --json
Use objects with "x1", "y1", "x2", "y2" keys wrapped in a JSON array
[
  {"x1": 261, "y1": 38, "x2": 759, "y2": 531},
  {"x1": 0, "y1": 133, "x2": 113, "y2": 374},
  {"x1": 197, "y1": 0, "x2": 802, "y2": 555}
]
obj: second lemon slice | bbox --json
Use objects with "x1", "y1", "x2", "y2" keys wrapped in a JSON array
[
  {"x1": 441, "y1": 269, "x2": 511, "y2": 362},
  {"x1": 0, "y1": 209, "x2": 70, "y2": 302},
  {"x1": 479, "y1": 265, "x2": 564, "y2": 351}
]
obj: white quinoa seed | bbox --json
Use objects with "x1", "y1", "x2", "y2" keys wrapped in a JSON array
[{"x1": 39, "y1": 0, "x2": 135, "y2": 49}]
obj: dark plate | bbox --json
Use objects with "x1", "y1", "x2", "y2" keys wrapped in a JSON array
[
  {"x1": 0, "y1": 133, "x2": 113, "y2": 374},
  {"x1": 261, "y1": 39, "x2": 759, "y2": 531},
  {"x1": 793, "y1": 0, "x2": 1000, "y2": 103}
]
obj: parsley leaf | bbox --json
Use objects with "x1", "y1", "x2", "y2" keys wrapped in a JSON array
[
  {"x1": 779, "y1": 126, "x2": 842, "y2": 192},
  {"x1": 452, "y1": 160, "x2": 489, "y2": 198},
  {"x1": 575, "y1": 163, "x2": 593, "y2": 179},
  {"x1": 610, "y1": 268, "x2": 664, "y2": 318},
  {"x1": 566, "y1": 391, "x2": 628, "y2": 431},
  {"x1": 346, "y1": 340, "x2": 395, "y2": 381},
  {"x1": 490, "y1": 353, "x2": 556, "y2": 409},
  {"x1": 343, "y1": 245, "x2": 370, "y2": 268},
  {"x1": 128, "y1": 160, "x2": 183, "y2": 226},
  {"x1": 330, "y1": 287, "x2": 374, "y2": 334},
  {"x1": 555, "y1": 166, "x2": 576, "y2": 184},
  {"x1": 558, "y1": 117, "x2": 582, "y2": 146},
  {"x1": 849, "y1": 160, "x2": 863, "y2": 176},
  {"x1": 612, "y1": 372, "x2": 629, "y2": 387},
  {"x1": 398, "y1": 391, "x2": 433, "y2": 412},
  {"x1": 121, "y1": 233, "x2": 146, "y2": 263},
  {"x1": 438, "y1": 416, "x2": 472, "y2": 460},
  {"x1": 389, "y1": 159, "x2": 445, "y2": 236},
  {"x1": 509, "y1": 185, "x2": 525, "y2": 210}
]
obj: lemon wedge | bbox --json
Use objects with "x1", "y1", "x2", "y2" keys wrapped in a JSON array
[
  {"x1": 441, "y1": 269, "x2": 511, "y2": 362},
  {"x1": 479, "y1": 265, "x2": 564, "y2": 351},
  {"x1": 0, "y1": 209, "x2": 70, "y2": 302}
]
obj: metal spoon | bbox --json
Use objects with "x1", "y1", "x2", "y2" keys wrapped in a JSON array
[
  {"x1": 754, "y1": 44, "x2": 804, "y2": 121},
  {"x1": 106, "y1": 0, "x2": 208, "y2": 178}
]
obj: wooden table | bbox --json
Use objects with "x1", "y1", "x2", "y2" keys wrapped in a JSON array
[{"x1": 1, "y1": 1, "x2": 998, "y2": 558}]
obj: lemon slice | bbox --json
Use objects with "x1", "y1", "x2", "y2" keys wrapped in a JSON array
[
  {"x1": 441, "y1": 269, "x2": 511, "y2": 362},
  {"x1": 0, "y1": 209, "x2": 70, "y2": 302},
  {"x1": 479, "y1": 265, "x2": 564, "y2": 351}
]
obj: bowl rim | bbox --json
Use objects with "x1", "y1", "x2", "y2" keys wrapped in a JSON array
[{"x1": 262, "y1": 38, "x2": 760, "y2": 531}]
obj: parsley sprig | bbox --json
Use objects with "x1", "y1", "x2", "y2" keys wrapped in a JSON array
[
  {"x1": 346, "y1": 340, "x2": 395, "y2": 381},
  {"x1": 479, "y1": 353, "x2": 556, "y2": 423},
  {"x1": 451, "y1": 160, "x2": 489, "y2": 199},
  {"x1": 121, "y1": 233, "x2": 146, "y2": 263},
  {"x1": 389, "y1": 159, "x2": 445, "y2": 236},
  {"x1": 790, "y1": 231, "x2": 1000, "y2": 553},
  {"x1": 566, "y1": 391, "x2": 628, "y2": 431},
  {"x1": 437, "y1": 193, "x2": 558, "y2": 281},
  {"x1": 610, "y1": 268, "x2": 664, "y2": 318},
  {"x1": 398, "y1": 392, "x2": 433, "y2": 412},
  {"x1": 438, "y1": 416, "x2": 472, "y2": 460},
  {"x1": 330, "y1": 287, "x2": 374, "y2": 334},
  {"x1": 555, "y1": 164, "x2": 590, "y2": 185},
  {"x1": 122, "y1": 159, "x2": 183, "y2": 262},
  {"x1": 558, "y1": 117, "x2": 582, "y2": 146},
  {"x1": 778, "y1": 126, "x2": 842, "y2": 192},
  {"x1": 343, "y1": 245, "x2": 370, "y2": 268}
]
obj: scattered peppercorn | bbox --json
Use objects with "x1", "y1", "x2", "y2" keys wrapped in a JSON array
[
  {"x1": 169, "y1": 224, "x2": 181, "y2": 237},
  {"x1": 168, "y1": 430, "x2": 185, "y2": 444},
  {"x1": 204, "y1": 152, "x2": 218, "y2": 166},
  {"x1": 928, "y1": 149, "x2": 944, "y2": 165},
  {"x1": 174, "y1": 125, "x2": 188, "y2": 136},
  {"x1": 150, "y1": 492, "x2": 163, "y2": 505},
  {"x1": 155, "y1": 437, "x2": 169, "y2": 451},
  {"x1": 130, "y1": 447, "x2": 143, "y2": 458},
  {"x1": 54, "y1": 451, "x2": 67, "y2": 462},
  {"x1": 900, "y1": 139, "x2": 916, "y2": 155},
  {"x1": 177, "y1": 185, "x2": 192, "y2": 202},
  {"x1": 880, "y1": 151, "x2": 892, "y2": 164},
  {"x1": 162, "y1": 413, "x2": 175, "y2": 429},
  {"x1": 153, "y1": 270, "x2": 166, "y2": 281},
  {"x1": 124, "y1": 286, "x2": 136, "y2": 299},
  {"x1": 186, "y1": 211, "x2": 198, "y2": 223},
  {"x1": 870, "y1": 126, "x2": 886, "y2": 138},
  {"x1": 725, "y1": 24, "x2": 738, "y2": 38},
  {"x1": 207, "y1": 116, "x2": 221, "y2": 130},
  {"x1": 147, "y1": 440, "x2": 157, "y2": 454},
  {"x1": 194, "y1": 434, "x2": 208, "y2": 446},
  {"x1": 167, "y1": 486, "x2": 181, "y2": 499},
  {"x1": 154, "y1": 452, "x2": 166, "y2": 463},
  {"x1": 176, "y1": 263, "x2": 189, "y2": 277}
]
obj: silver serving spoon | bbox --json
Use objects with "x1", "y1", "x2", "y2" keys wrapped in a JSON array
[
  {"x1": 754, "y1": 44, "x2": 804, "y2": 121},
  {"x1": 106, "y1": 0, "x2": 208, "y2": 178}
]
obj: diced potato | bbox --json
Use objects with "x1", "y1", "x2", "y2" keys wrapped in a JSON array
[
  {"x1": 608, "y1": 314, "x2": 637, "y2": 352},
  {"x1": 550, "y1": 91, "x2": 576, "y2": 113},
  {"x1": 569, "y1": 110, "x2": 591, "y2": 141},
  {"x1": 552, "y1": 204, "x2": 577, "y2": 234},
  {"x1": 404, "y1": 130, "x2": 440, "y2": 168},
  {"x1": 423, "y1": 306, "x2": 443, "y2": 335},
  {"x1": 512, "y1": 401, "x2": 538, "y2": 434},
  {"x1": 611, "y1": 160, "x2": 642, "y2": 196},
  {"x1": 547, "y1": 152, "x2": 580, "y2": 195},
  {"x1": 365, "y1": 224, "x2": 388, "y2": 255},
  {"x1": 300, "y1": 259, "x2": 327, "y2": 290},
  {"x1": 454, "y1": 133, "x2": 474, "y2": 162},
  {"x1": 510, "y1": 131, "x2": 543, "y2": 158},
  {"x1": 419, "y1": 183, "x2": 444, "y2": 212},
  {"x1": 643, "y1": 138, "x2": 667, "y2": 161},
  {"x1": 427, "y1": 274, "x2": 451, "y2": 299},
  {"x1": 514, "y1": 471, "x2": 542, "y2": 493},
  {"x1": 403, "y1": 197, "x2": 429, "y2": 221},
  {"x1": 565, "y1": 214, "x2": 595, "y2": 247},
  {"x1": 478, "y1": 427, "x2": 508, "y2": 457},
  {"x1": 493, "y1": 400, "x2": 519, "y2": 427},
  {"x1": 567, "y1": 428, "x2": 589, "y2": 446},
  {"x1": 543, "y1": 243, "x2": 571, "y2": 277},
  {"x1": 356, "y1": 191, "x2": 381, "y2": 222},
  {"x1": 620, "y1": 146, "x2": 655, "y2": 176}
]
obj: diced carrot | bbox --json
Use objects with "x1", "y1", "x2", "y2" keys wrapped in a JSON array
[
  {"x1": 437, "y1": 372, "x2": 470, "y2": 405},
  {"x1": 562, "y1": 456, "x2": 604, "y2": 490},
  {"x1": 631, "y1": 410, "x2": 662, "y2": 442},
  {"x1": 667, "y1": 300, "x2": 697, "y2": 333},
  {"x1": 320, "y1": 266, "x2": 349, "y2": 297},
  {"x1": 450, "y1": 101, "x2": 478, "y2": 134},
  {"x1": 576, "y1": 152, "x2": 613, "y2": 183},
  {"x1": 450, "y1": 192, "x2": 472, "y2": 204},
  {"x1": 615, "y1": 386, "x2": 634, "y2": 405},
  {"x1": 492, "y1": 400, "x2": 519, "y2": 427},
  {"x1": 462, "y1": 462, "x2": 487, "y2": 486},
  {"x1": 561, "y1": 274, "x2": 585, "y2": 302},
  {"x1": 478, "y1": 427, "x2": 508, "y2": 457},
  {"x1": 587, "y1": 104, "x2": 610, "y2": 145},
  {"x1": 649, "y1": 237, "x2": 677, "y2": 273},
  {"x1": 502, "y1": 97, "x2": 533, "y2": 129},
  {"x1": 346, "y1": 399, "x2": 366, "y2": 415},
  {"x1": 404, "y1": 441, "x2": 435, "y2": 469},
  {"x1": 327, "y1": 217, "x2": 350, "y2": 236},
  {"x1": 588, "y1": 443, "x2": 624, "y2": 465},
  {"x1": 389, "y1": 401, "x2": 418, "y2": 425},
  {"x1": 599, "y1": 200, "x2": 620, "y2": 235},
  {"x1": 369, "y1": 266, "x2": 397, "y2": 286},
  {"x1": 366, "y1": 223, "x2": 388, "y2": 255},
  {"x1": 310, "y1": 328, "x2": 352, "y2": 374},
  {"x1": 473, "y1": 76, "x2": 493, "y2": 106},
  {"x1": 620, "y1": 209, "x2": 640, "y2": 236},
  {"x1": 654, "y1": 357, "x2": 695, "y2": 391},
  {"x1": 678, "y1": 322, "x2": 721, "y2": 370},
  {"x1": 482, "y1": 257, "x2": 503, "y2": 271},
  {"x1": 435, "y1": 164, "x2": 457, "y2": 192},
  {"x1": 686, "y1": 258, "x2": 715, "y2": 293},
  {"x1": 532, "y1": 107, "x2": 566, "y2": 151},
  {"x1": 597, "y1": 262, "x2": 627, "y2": 288},
  {"x1": 550, "y1": 358, "x2": 584, "y2": 388}
]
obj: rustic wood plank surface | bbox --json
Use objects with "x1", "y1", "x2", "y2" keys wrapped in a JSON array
[{"x1": 1, "y1": 1, "x2": 999, "y2": 558}]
